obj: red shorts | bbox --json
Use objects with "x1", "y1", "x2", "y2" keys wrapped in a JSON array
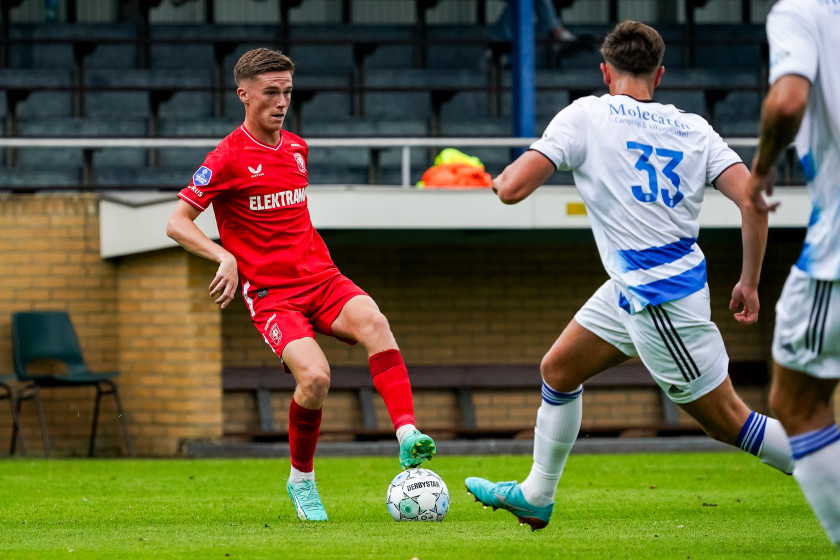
[{"x1": 243, "y1": 273, "x2": 368, "y2": 363}]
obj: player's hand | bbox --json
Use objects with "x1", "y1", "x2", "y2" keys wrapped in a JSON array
[
  {"x1": 730, "y1": 281, "x2": 759, "y2": 325},
  {"x1": 748, "y1": 158, "x2": 780, "y2": 200},
  {"x1": 209, "y1": 255, "x2": 238, "y2": 309},
  {"x1": 755, "y1": 192, "x2": 781, "y2": 214}
]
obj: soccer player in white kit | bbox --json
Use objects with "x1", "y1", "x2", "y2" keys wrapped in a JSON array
[
  {"x1": 465, "y1": 20, "x2": 794, "y2": 531},
  {"x1": 748, "y1": 0, "x2": 840, "y2": 548}
]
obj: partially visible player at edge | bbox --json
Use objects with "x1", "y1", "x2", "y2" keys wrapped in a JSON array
[
  {"x1": 464, "y1": 20, "x2": 794, "y2": 531},
  {"x1": 748, "y1": 0, "x2": 840, "y2": 548},
  {"x1": 165, "y1": 48, "x2": 435, "y2": 523}
]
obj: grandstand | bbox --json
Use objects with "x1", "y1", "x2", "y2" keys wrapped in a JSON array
[
  {"x1": 1, "y1": 0, "x2": 786, "y2": 188},
  {"x1": 0, "y1": 0, "x2": 824, "y2": 458}
]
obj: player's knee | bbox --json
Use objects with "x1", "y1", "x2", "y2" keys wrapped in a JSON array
[
  {"x1": 539, "y1": 353, "x2": 578, "y2": 392},
  {"x1": 368, "y1": 311, "x2": 391, "y2": 335},
  {"x1": 355, "y1": 311, "x2": 393, "y2": 344},
  {"x1": 295, "y1": 367, "x2": 331, "y2": 401}
]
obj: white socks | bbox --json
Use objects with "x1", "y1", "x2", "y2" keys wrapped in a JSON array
[
  {"x1": 737, "y1": 412, "x2": 795, "y2": 474},
  {"x1": 758, "y1": 417, "x2": 795, "y2": 474},
  {"x1": 790, "y1": 424, "x2": 840, "y2": 546},
  {"x1": 289, "y1": 466, "x2": 315, "y2": 484},
  {"x1": 520, "y1": 383, "x2": 583, "y2": 508},
  {"x1": 396, "y1": 424, "x2": 417, "y2": 444}
]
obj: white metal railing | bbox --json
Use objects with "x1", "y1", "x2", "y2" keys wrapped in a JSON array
[{"x1": 0, "y1": 136, "x2": 762, "y2": 188}]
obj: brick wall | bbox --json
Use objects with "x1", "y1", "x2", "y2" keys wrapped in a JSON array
[
  {"x1": 223, "y1": 229, "x2": 806, "y2": 368},
  {"x1": 0, "y1": 195, "x2": 222, "y2": 456},
  {"x1": 219, "y1": 228, "x2": 823, "y2": 435},
  {"x1": 116, "y1": 249, "x2": 223, "y2": 456},
  {"x1": 0, "y1": 194, "x2": 836, "y2": 457},
  {"x1": 0, "y1": 194, "x2": 121, "y2": 456}
]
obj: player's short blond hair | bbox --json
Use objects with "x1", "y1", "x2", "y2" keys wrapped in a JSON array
[
  {"x1": 233, "y1": 48, "x2": 295, "y2": 85},
  {"x1": 600, "y1": 20, "x2": 665, "y2": 76}
]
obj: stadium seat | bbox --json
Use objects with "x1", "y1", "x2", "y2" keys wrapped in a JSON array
[
  {"x1": 11, "y1": 311, "x2": 135, "y2": 457},
  {"x1": 0, "y1": 373, "x2": 27, "y2": 456}
]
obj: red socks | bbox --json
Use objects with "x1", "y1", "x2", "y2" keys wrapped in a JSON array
[
  {"x1": 289, "y1": 350, "x2": 414, "y2": 470},
  {"x1": 288, "y1": 399, "x2": 321, "y2": 472},
  {"x1": 369, "y1": 349, "x2": 416, "y2": 430}
]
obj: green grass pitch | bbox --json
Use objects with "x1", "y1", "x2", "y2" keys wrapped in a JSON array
[{"x1": 0, "y1": 452, "x2": 835, "y2": 559}]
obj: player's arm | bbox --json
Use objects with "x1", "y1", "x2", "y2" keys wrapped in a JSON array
[
  {"x1": 749, "y1": 74, "x2": 810, "y2": 195},
  {"x1": 492, "y1": 149, "x2": 556, "y2": 204},
  {"x1": 166, "y1": 199, "x2": 238, "y2": 309},
  {"x1": 714, "y1": 163, "x2": 773, "y2": 325}
]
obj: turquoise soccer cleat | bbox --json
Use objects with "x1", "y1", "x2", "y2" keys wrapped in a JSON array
[
  {"x1": 286, "y1": 479, "x2": 328, "y2": 521},
  {"x1": 399, "y1": 429, "x2": 436, "y2": 469},
  {"x1": 464, "y1": 477, "x2": 553, "y2": 531}
]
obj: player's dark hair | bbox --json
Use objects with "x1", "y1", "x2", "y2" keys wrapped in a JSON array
[
  {"x1": 233, "y1": 48, "x2": 295, "y2": 84},
  {"x1": 600, "y1": 20, "x2": 665, "y2": 76}
]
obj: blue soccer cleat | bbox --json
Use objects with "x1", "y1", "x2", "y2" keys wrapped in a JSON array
[
  {"x1": 286, "y1": 479, "x2": 328, "y2": 521},
  {"x1": 399, "y1": 429, "x2": 436, "y2": 469},
  {"x1": 464, "y1": 477, "x2": 553, "y2": 531}
]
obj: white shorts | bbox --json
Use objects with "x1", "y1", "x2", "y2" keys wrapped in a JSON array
[
  {"x1": 574, "y1": 280, "x2": 729, "y2": 404},
  {"x1": 772, "y1": 266, "x2": 840, "y2": 379}
]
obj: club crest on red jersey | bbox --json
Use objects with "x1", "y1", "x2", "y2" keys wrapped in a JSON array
[{"x1": 293, "y1": 153, "x2": 306, "y2": 174}]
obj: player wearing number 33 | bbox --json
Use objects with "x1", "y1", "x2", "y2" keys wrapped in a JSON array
[{"x1": 465, "y1": 21, "x2": 794, "y2": 530}]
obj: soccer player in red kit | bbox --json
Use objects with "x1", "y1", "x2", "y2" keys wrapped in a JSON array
[{"x1": 165, "y1": 48, "x2": 435, "y2": 522}]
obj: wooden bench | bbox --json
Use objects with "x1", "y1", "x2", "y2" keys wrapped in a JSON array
[
  {"x1": 223, "y1": 364, "x2": 544, "y2": 442},
  {"x1": 222, "y1": 361, "x2": 769, "y2": 442}
]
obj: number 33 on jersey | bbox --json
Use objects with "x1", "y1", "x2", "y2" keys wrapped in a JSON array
[{"x1": 530, "y1": 94, "x2": 743, "y2": 313}]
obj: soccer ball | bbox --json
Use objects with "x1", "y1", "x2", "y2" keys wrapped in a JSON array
[{"x1": 386, "y1": 467, "x2": 449, "y2": 522}]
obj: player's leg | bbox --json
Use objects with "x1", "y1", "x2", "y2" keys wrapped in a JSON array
[
  {"x1": 329, "y1": 292, "x2": 435, "y2": 468},
  {"x1": 769, "y1": 270, "x2": 840, "y2": 545},
  {"x1": 466, "y1": 281, "x2": 632, "y2": 530},
  {"x1": 244, "y1": 290, "x2": 331, "y2": 521},
  {"x1": 677, "y1": 376, "x2": 793, "y2": 472},
  {"x1": 524, "y1": 319, "x2": 630, "y2": 500},
  {"x1": 466, "y1": 319, "x2": 630, "y2": 530},
  {"x1": 282, "y1": 337, "x2": 331, "y2": 521},
  {"x1": 769, "y1": 365, "x2": 840, "y2": 546},
  {"x1": 627, "y1": 289, "x2": 793, "y2": 473}
]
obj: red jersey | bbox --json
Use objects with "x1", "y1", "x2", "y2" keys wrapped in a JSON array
[{"x1": 177, "y1": 126, "x2": 338, "y2": 292}]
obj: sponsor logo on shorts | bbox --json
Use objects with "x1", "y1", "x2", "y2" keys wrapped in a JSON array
[
  {"x1": 193, "y1": 166, "x2": 212, "y2": 187},
  {"x1": 667, "y1": 385, "x2": 684, "y2": 395}
]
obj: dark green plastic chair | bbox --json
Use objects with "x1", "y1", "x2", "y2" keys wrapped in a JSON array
[
  {"x1": 0, "y1": 373, "x2": 27, "y2": 456},
  {"x1": 11, "y1": 311, "x2": 135, "y2": 457}
]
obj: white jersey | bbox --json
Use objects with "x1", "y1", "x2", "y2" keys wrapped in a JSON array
[
  {"x1": 531, "y1": 93, "x2": 741, "y2": 314},
  {"x1": 767, "y1": 0, "x2": 840, "y2": 280}
]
